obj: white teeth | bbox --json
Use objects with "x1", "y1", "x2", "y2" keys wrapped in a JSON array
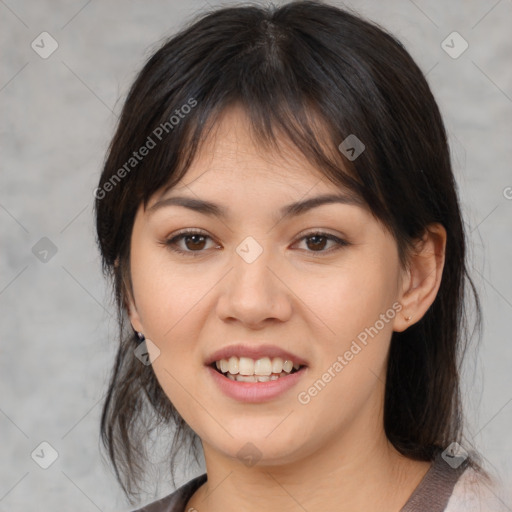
[
  {"x1": 220, "y1": 359, "x2": 229, "y2": 373},
  {"x1": 228, "y1": 356, "x2": 239, "y2": 374},
  {"x1": 214, "y1": 355, "x2": 303, "y2": 377},
  {"x1": 282, "y1": 360, "x2": 293, "y2": 373},
  {"x1": 236, "y1": 374, "x2": 257, "y2": 382},
  {"x1": 238, "y1": 357, "x2": 254, "y2": 375},
  {"x1": 254, "y1": 357, "x2": 272, "y2": 376},
  {"x1": 236, "y1": 373, "x2": 272, "y2": 382},
  {"x1": 230, "y1": 372, "x2": 291, "y2": 382},
  {"x1": 272, "y1": 357, "x2": 284, "y2": 373}
]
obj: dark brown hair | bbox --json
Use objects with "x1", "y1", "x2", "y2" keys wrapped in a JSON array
[{"x1": 94, "y1": 0, "x2": 482, "y2": 502}]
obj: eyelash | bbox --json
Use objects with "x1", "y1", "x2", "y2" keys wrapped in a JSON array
[{"x1": 162, "y1": 228, "x2": 350, "y2": 257}]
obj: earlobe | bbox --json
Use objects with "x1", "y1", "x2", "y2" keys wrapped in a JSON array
[{"x1": 393, "y1": 223, "x2": 447, "y2": 333}]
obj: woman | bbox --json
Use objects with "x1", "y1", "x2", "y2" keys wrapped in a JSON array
[{"x1": 94, "y1": 1, "x2": 507, "y2": 510}]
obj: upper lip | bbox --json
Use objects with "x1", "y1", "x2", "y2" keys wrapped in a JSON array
[{"x1": 205, "y1": 344, "x2": 308, "y2": 367}]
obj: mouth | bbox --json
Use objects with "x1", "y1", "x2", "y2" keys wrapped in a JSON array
[
  {"x1": 205, "y1": 352, "x2": 309, "y2": 402},
  {"x1": 208, "y1": 356, "x2": 307, "y2": 383}
]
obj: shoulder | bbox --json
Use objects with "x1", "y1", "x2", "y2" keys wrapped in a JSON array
[
  {"x1": 444, "y1": 465, "x2": 512, "y2": 512},
  {"x1": 128, "y1": 474, "x2": 207, "y2": 512}
]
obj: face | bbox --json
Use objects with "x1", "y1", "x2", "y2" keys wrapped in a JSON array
[{"x1": 127, "y1": 105, "x2": 410, "y2": 468}]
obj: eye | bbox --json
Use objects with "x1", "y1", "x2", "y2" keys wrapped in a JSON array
[
  {"x1": 163, "y1": 228, "x2": 218, "y2": 257},
  {"x1": 162, "y1": 229, "x2": 350, "y2": 257},
  {"x1": 293, "y1": 230, "x2": 350, "y2": 255}
]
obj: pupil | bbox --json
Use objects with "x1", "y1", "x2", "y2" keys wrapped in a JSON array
[
  {"x1": 187, "y1": 235, "x2": 205, "y2": 250},
  {"x1": 307, "y1": 235, "x2": 326, "y2": 251}
]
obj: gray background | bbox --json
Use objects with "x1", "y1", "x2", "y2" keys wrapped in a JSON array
[{"x1": 1, "y1": 0, "x2": 511, "y2": 510}]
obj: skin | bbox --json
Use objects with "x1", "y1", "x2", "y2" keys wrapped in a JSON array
[{"x1": 127, "y1": 104, "x2": 447, "y2": 512}]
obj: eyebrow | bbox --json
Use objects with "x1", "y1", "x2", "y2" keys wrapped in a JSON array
[{"x1": 148, "y1": 192, "x2": 364, "y2": 221}]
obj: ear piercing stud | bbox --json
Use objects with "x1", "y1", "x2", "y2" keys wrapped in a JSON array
[
  {"x1": 404, "y1": 315, "x2": 412, "y2": 322},
  {"x1": 136, "y1": 331, "x2": 145, "y2": 343}
]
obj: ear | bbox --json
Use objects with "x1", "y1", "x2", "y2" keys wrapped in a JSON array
[
  {"x1": 393, "y1": 223, "x2": 447, "y2": 332},
  {"x1": 126, "y1": 291, "x2": 144, "y2": 334},
  {"x1": 117, "y1": 260, "x2": 144, "y2": 334}
]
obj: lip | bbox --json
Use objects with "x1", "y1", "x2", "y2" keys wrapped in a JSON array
[
  {"x1": 206, "y1": 365, "x2": 308, "y2": 403},
  {"x1": 204, "y1": 343, "x2": 308, "y2": 367}
]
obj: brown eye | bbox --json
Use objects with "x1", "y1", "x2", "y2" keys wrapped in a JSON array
[
  {"x1": 181, "y1": 234, "x2": 208, "y2": 251},
  {"x1": 295, "y1": 232, "x2": 350, "y2": 254},
  {"x1": 164, "y1": 229, "x2": 217, "y2": 256},
  {"x1": 305, "y1": 234, "x2": 329, "y2": 251}
]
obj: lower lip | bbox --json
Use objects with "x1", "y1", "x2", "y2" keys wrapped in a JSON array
[{"x1": 206, "y1": 365, "x2": 307, "y2": 403}]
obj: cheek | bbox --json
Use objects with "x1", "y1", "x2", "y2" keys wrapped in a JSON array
[
  {"x1": 131, "y1": 254, "x2": 208, "y2": 415},
  {"x1": 130, "y1": 243, "x2": 200, "y2": 337},
  {"x1": 297, "y1": 249, "x2": 399, "y2": 399},
  {"x1": 296, "y1": 250, "x2": 399, "y2": 345},
  {"x1": 129, "y1": 243, "x2": 212, "y2": 410}
]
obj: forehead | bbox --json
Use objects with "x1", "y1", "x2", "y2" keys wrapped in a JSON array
[
  {"x1": 193, "y1": 107, "x2": 318, "y2": 181},
  {"x1": 152, "y1": 104, "x2": 362, "y2": 207}
]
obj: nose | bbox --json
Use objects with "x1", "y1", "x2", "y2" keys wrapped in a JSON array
[{"x1": 215, "y1": 238, "x2": 293, "y2": 328}]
